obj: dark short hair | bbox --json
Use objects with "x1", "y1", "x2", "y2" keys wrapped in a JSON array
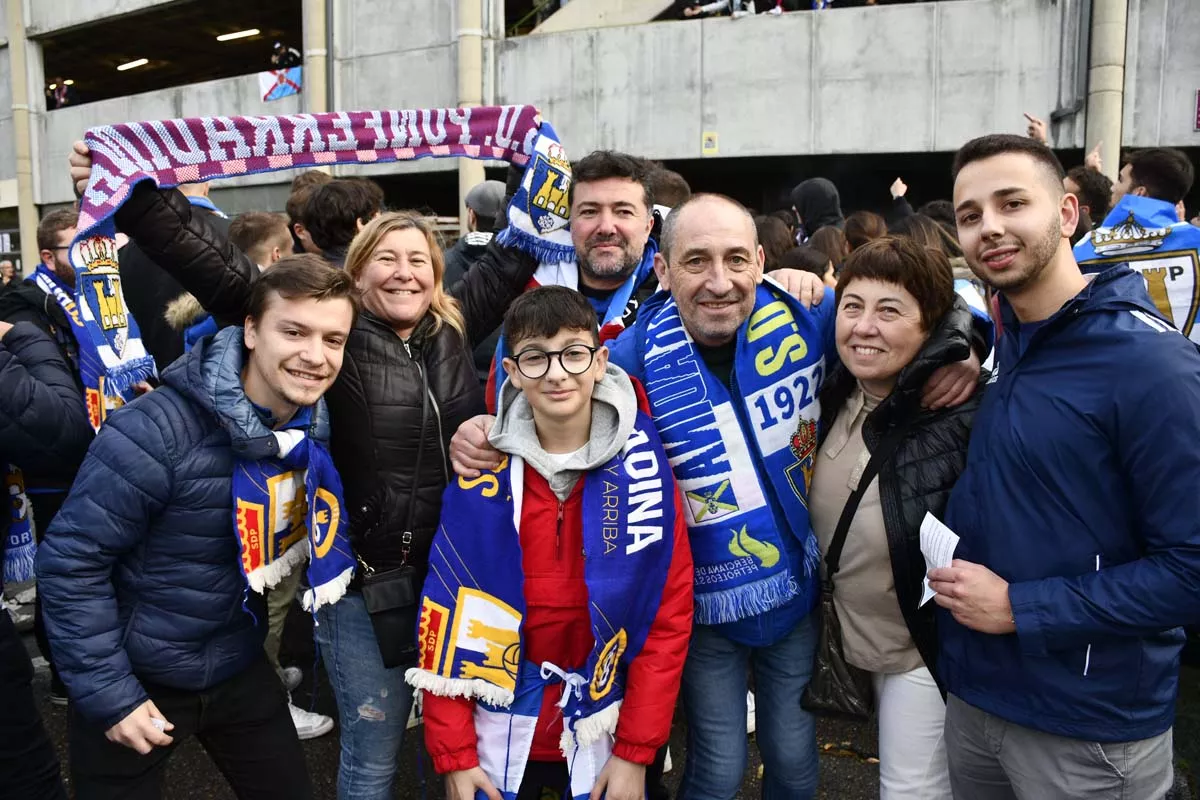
[
  {"x1": 246, "y1": 253, "x2": 359, "y2": 323},
  {"x1": 952, "y1": 134, "x2": 1066, "y2": 188},
  {"x1": 659, "y1": 193, "x2": 756, "y2": 262},
  {"x1": 230, "y1": 212, "x2": 291, "y2": 264},
  {"x1": 777, "y1": 245, "x2": 831, "y2": 278},
  {"x1": 889, "y1": 213, "x2": 963, "y2": 259},
  {"x1": 844, "y1": 211, "x2": 888, "y2": 251},
  {"x1": 570, "y1": 151, "x2": 656, "y2": 213},
  {"x1": 754, "y1": 215, "x2": 795, "y2": 271},
  {"x1": 286, "y1": 170, "x2": 333, "y2": 223},
  {"x1": 916, "y1": 200, "x2": 957, "y2": 234},
  {"x1": 770, "y1": 209, "x2": 798, "y2": 232},
  {"x1": 503, "y1": 285, "x2": 599, "y2": 350},
  {"x1": 300, "y1": 178, "x2": 384, "y2": 252},
  {"x1": 1065, "y1": 166, "x2": 1114, "y2": 221},
  {"x1": 835, "y1": 236, "x2": 955, "y2": 332},
  {"x1": 1123, "y1": 148, "x2": 1194, "y2": 204},
  {"x1": 37, "y1": 208, "x2": 79, "y2": 252},
  {"x1": 808, "y1": 226, "x2": 849, "y2": 268},
  {"x1": 649, "y1": 166, "x2": 691, "y2": 209}
]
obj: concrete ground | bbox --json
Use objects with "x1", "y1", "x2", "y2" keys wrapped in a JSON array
[
  {"x1": 20, "y1": 603, "x2": 1200, "y2": 799},
  {"x1": 20, "y1": 602, "x2": 881, "y2": 800}
]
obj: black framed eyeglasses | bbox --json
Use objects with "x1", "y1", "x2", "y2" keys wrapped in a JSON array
[{"x1": 512, "y1": 344, "x2": 598, "y2": 380}]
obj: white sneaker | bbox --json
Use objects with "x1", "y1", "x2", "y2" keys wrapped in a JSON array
[
  {"x1": 767, "y1": 4, "x2": 782, "y2": 14},
  {"x1": 289, "y1": 702, "x2": 334, "y2": 740},
  {"x1": 731, "y1": 9, "x2": 750, "y2": 18},
  {"x1": 746, "y1": 690, "x2": 756, "y2": 735},
  {"x1": 280, "y1": 666, "x2": 303, "y2": 692}
]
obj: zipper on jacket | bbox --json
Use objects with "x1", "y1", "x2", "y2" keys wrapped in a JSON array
[
  {"x1": 398, "y1": 342, "x2": 429, "y2": 566},
  {"x1": 556, "y1": 501, "x2": 564, "y2": 560},
  {"x1": 1083, "y1": 553, "x2": 1100, "y2": 676}
]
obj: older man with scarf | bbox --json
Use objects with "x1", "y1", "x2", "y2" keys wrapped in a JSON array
[{"x1": 452, "y1": 192, "x2": 989, "y2": 799}]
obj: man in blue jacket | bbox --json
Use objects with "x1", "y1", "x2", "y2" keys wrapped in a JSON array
[
  {"x1": 0, "y1": 319, "x2": 93, "y2": 800},
  {"x1": 36, "y1": 256, "x2": 356, "y2": 800},
  {"x1": 1074, "y1": 147, "x2": 1200, "y2": 343},
  {"x1": 931, "y1": 133, "x2": 1200, "y2": 798}
]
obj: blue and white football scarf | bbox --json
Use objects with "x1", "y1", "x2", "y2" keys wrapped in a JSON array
[
  {"x1": 230, "y1": 406, "x2": 354, "y2": 611},
  {"x1": 28, "y1": 263, "x2": 152, "y2": 431},
  {"x1": 407, "y1": 415, "x2": 676, "y2": 799},
  {"x1": 1075, "y1": 194, "x2": 1200, "y2": 343},
  {"x1": 638, "y1": 280, "x2": 823, "y2": 625}
]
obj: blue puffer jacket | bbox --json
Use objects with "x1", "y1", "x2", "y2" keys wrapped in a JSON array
[
  {"x1": 37, "y1": 326, "x2": 331, "y2": 729},
  {"x1": 940, "y1": 265, "x2": 1200, "y2": 743}
]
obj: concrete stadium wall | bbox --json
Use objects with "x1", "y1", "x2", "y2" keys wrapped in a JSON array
[
  {"x1": 497, "y1": 0, "x2": 1072, "y2": 158},
  {"x1": 1124, "y1": 0, "x2": 1200, "y2": 148},
  {"x1": 27, "y1": 0, "x2": 177, "y2": 36}
]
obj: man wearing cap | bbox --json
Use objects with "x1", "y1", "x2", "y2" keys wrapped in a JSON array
[{"x1": 444, "y1": 179, "x2": 507, "y2": 385}]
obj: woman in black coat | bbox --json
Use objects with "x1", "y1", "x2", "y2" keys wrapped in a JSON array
[
  {"x1": 808, "y1": 236, "x2": 986, "y2": 800},
  {"x1": 102, "y1": 174, "x2": 536, "y2": 800}
]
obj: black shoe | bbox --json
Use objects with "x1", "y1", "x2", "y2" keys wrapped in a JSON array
[{"x1": 49, "y1": 672, "x2": 68, "y2": 707}]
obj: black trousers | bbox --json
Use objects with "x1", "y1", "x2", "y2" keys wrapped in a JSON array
[
  {"x1": 69, "y1": 656, "x2": 312, "y2": 800},
  {"x1": 0, "y1": 612, "x2": 66, "y2": 800}
]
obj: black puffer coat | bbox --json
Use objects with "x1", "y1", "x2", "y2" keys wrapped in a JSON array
[
  {"x1": 817, "y1": 295, "x2": 985, "y2": 685},
  {"x1": 113, "y1": 183, "x2": 537, "y2": 582}
]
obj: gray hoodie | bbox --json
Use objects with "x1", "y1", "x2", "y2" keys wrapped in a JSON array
[{"x1": 489, "y1": 362, "x2": 638, "y2": 501}]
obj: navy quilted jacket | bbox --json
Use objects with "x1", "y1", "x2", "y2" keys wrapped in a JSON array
[{"x1": 37, "y1": 326, "x2": 330, "y2": 728}]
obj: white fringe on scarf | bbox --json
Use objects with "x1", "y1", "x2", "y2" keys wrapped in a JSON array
[
  {"x1": 244, "y1": 540, "x2": 309, "y2": 594},
  {"x1": 559, "y1": 700, "x2": 622, "y2": 755},
  {"x1": 302, "y1": 564, "x2": 354, "y2": 612},
  {"x1": 405, "y1": 667, "x2": 516, "y2": 709}
]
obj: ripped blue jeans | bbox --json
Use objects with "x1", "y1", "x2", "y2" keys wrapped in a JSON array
[{"x1": 315, "y1": 591, "x2": 417, "y2": 800}]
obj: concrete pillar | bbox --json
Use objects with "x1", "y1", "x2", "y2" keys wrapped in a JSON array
[
  {"x1": 458, "y1": 0, "x2": 486, "y2": 235},
  {"x1": 302, "y1": 0, "x2": 329, "y2": 114},
  {"x1": 5, "y1": 0, "x2": 39, "y2": 274},
  {"x1": 1084, "y1": 0, "x2": 1128, "y2": 181}
]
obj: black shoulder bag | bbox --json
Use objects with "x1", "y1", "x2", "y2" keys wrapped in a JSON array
[{"x1": 801, "y1": 420, "x2": 911, "y2": 719}]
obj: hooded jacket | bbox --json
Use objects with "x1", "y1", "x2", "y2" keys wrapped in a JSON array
[
  {"x1": 791, "y1": 177, "x2": 845, "y2": 235},
  {"x1": 36, "y1": 326, "x2": 329, "y2": 729},
  {"x1": 940, "y1": 265, "x2": 1200, "y2": 742},
  {"x1": 422, "y1": 366, "x2": 694, "y2": 771},
  {"x1": 818, "y1": 296, "x2": 983, "y2": 686}
]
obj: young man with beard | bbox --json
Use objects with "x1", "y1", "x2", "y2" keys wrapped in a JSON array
[
  {"x1": 931, "y1": 134, "x2": 1200, "y2": 798},
  {"x1": 36, "y1": 256, "x2": 356, "y2": 800}
]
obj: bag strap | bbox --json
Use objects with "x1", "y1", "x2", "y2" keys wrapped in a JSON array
[{"x1": 824, "y1": 419, "x2": 912, "y2": 581}]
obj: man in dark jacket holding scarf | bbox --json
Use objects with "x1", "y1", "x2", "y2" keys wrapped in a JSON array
[
  {"x1": 37, "y1": 256, "x2": 356, "y2": 799},
  {"x1": 0, "y1": 319, "x2": 92, "y2": 800}
]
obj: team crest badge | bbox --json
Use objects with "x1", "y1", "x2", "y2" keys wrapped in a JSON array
[
  {"x1": 685, "y1": 479, "x2": 739, "y2": 524},
  {"x1": 786, "y1": 417, "x2": 818, "y2": 499},
  {"x1": 589, "y1": 629, "x2": 627, "y2": 701},
  {"x1": 1092, "y1": 213, "x2": 1168, "y2": 256},
  {"x1": 526, "y1": 143, "x2": 571, "y2": 235},
  {"x1": 72, "y1": 236, "x2": 130, "y2": 358}
]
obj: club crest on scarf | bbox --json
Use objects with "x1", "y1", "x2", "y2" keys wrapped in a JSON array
[
  {"x1": 527, "y1": 142, "x2": 571, "y2": 236},
  {"x1": 1077, "y1": 196, "x2": 1200, "y2": 340},
  {"x1": 3, "y1": 465, "x2": 35, "y2": 585},
  {"x1": 73, "y1": 237, "x2": 130, "y2": 357}
]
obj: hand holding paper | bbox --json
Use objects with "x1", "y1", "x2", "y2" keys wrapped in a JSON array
[{"x1": 920, "y1": 512, "x2": 960, "y2": 607}]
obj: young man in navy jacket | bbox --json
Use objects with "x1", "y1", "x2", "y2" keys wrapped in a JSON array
[{"x1": 931, "y1": 134, "x2": 1200, "y2": 798}]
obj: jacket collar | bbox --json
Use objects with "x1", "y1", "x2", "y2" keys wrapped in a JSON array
[{"x1": 162, "y1": 325, "x2": 331, "y2": 457}]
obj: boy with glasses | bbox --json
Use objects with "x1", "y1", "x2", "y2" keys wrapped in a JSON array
[{"x1": 408, "y1": 286, "x2": 693, "y2": 800}]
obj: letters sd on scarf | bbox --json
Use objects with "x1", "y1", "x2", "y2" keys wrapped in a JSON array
[
  {"x1": 70, "y1": 105, "x2": 577, "y2": 609},
  {"x1": 639, "y1": 280, "x2": 825, "y2": 626},
  {"x1": 406, "y1": 415, "x2": 675, "y2": 798}
]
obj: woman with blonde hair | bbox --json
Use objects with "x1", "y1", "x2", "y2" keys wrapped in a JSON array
[{"x1": 92, "y1": 173, "x2": 538, "y2": 799}]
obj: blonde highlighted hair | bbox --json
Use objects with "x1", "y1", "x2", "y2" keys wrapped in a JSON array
[{"x1": 344, "y1": 211, "x2": 466, "y2": 339}]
